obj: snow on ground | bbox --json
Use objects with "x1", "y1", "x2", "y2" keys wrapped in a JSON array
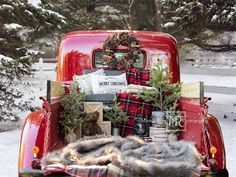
[
  {"x1": 181, "y1": 72, "x2": 236, "y2": 113},
  {"x1": 0, "y1": 130, "x2": 21, "y2": 177},
  {"x1": 206, "y1": 93, "x2": 236, "y2": 106}
]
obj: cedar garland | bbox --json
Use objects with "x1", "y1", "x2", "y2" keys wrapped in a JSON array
[{"x1": 102, "y1": 32, "x2": 141, "y2": 70}]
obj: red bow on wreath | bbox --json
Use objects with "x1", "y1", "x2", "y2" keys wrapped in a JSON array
[{"x1": 102, "y1": 32, "x2": 141, "y2": 71}]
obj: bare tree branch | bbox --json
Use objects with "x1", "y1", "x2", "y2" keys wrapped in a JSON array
[{"x1": 194, "y1": 41, "x2": 236, "y2": 52}]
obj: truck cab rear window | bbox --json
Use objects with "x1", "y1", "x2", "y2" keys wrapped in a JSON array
[{"x1": 93, "y1": 50, "x2": 146, "y2": 69}]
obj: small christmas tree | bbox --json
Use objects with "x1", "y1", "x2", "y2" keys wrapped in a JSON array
[
  {"x1": 139, "y1": 61, "x2": 181, "y2": 112},
  {"x1": 104, "y1": 101, "x2": 128, "y2": 128},
  {"x1": 60, "y1": 83, "x2": 86, "y2": 129},
  {"x1": 139, "y1": 61, "x2": 182, "y2": 130}
]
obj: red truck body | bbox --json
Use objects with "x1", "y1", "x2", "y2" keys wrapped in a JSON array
[{"x1": 18, "y1": 30, "x2": 228, "y2": 177}]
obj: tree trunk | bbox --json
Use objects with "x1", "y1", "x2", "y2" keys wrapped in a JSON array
[
  {"x1": 155, "y1": 0, "x2": 162, "y2": 32},
  {"x1": 128, "y1": 0, "x2": 135, "y2": 30}
]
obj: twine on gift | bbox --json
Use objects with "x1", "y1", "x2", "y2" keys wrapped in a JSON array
[{"x1": 84, "y1": 104, "x2": 102, "y2": 113}]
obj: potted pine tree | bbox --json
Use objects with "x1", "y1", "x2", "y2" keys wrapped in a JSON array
[
  {"x1": 139, "y1": 61, "x2": 181, "y2": 142},
  {"x1": 104, "y1": 101, "x2": 128, "y2": 136},
  {"x1": 60, "y1": 83, "x2": 86, "y2": 143}
]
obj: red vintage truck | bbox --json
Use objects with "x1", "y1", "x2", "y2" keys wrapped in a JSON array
[{"x1": 18, "y1": 30, "x2": 228, "y2": 177}]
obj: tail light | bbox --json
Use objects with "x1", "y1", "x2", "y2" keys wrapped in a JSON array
[
  {"x1": 31, "y1": 146, "x2": 41, "y2": 169},
  {"x1": 209, "y1": 146, "x2": 218, "y2": 170},
  {"x1": 210, "y1": 146, "x2": 217, "y2": 158}
]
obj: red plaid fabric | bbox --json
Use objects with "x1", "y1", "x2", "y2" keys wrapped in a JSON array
[
  {"x1": 65, "y1": 164, "x2": 126, "y2": 177},
  {"x1": 116, "y1": 93, "x2": 153, "y2": 136},
  {"x1": 66, "y1": 165, "x2": 107, "y2": 177},
  {"x1": 126, "y1": 68, "x2": 150, "y2": 86},
  {"x1": 43, "y1": 164, "x2": 125, "y2": 177}
]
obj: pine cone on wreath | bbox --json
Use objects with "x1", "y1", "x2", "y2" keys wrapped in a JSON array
[
  {"x1": 117, "y1": 63, "x2": 122, "y2": 70},
  {"x1": 103, "y1": 36, "x2": 118, "y2": 51},
  {"x1": 126, "y1": 51, "x2": 139, "y2": 61},
  {"x1": 103, "y1": 48, "x2": 113, "y2": 56},
  {"x1": 118, "y1": 32, "x2": 129, "y2": 46},
  {"x1": 108, "y1": 57, "x2": 119, "y2": 69},
  {"x1": 128, "y1": 59, "x2": 134, "y2": 65},
  {"x1": 103, "y1": 54, "x2": 113, "y2": 64},
  {"x1": 120, "y1": 57, "x2": 132, "y2": 70},
  {"x1": 133, "y1": 50, "x2": 139, "y2": 55},
  {"x1": 126, "y1": 36, "x2": 140, "y2": 50}
]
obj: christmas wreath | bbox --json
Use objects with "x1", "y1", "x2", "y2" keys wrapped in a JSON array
[{"x1": 102, "y1": 32, "x2": 141, "y2": 70}]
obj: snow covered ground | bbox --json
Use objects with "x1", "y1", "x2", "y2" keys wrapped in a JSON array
[
  {"x1": 0, "y1": 63, "x2": 235, "y2": 176},
  {"x1": 217, "y1": 116, "x2": 236, "y2": 177},
  {"x1": 0, "y1": 130, "x2": 21, "y2": 177}
]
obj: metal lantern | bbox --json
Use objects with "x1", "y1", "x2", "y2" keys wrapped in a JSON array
[{"x1": 133, "y1": 109, "x2": 150, "y2": 138}]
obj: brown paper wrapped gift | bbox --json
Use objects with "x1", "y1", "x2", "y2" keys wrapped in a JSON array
[
  {"x1": 98, "y1": 121, "x2": 111, "y2": 135},
  {"x1": 84, "y1": 102, "x2": 103, "y2": 122}
]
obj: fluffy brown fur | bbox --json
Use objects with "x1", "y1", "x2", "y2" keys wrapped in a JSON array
[
  {"x1": 41, "y1": 136, "x2": 202, "y2": 177},
  {"x1": 82, "y1": 111, "x2": 103, "y2": 136}
]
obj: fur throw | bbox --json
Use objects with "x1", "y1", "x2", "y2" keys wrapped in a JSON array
[{"x1": 41, "y1": 136, "x2": 202, "y2": 177}]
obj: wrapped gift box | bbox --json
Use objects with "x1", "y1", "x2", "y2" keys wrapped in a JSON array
[
  {"x1": 98, "y1": 121, "x2": 111, "y2": 136},
  {"x1": 84, "y1": 102, "x2": 103, "y2": 122}
]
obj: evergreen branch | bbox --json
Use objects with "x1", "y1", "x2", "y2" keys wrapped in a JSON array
[
  {"x1": 140, "y1": 61, "x2": 181, "y2": 111},
  {"x1": 104, "y1": 102, "x2": 128, "y2": 128}
]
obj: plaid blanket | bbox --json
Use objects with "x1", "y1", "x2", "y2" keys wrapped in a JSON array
[
  {"x1": 65, "y1": 164, "x2": 125, "y2": 177},
  {"x1": 116, "y1": 93, "x2": 153, "y2": 136},
  {"x1": 43, "y1": 164, "x2": 125, "y2": 177},
  {"x1": 44, "y1": 161, "x2": 200, "y2": 177},
  {"x1": 126, "y1": 68, "x2": 150, "y2": 86}
]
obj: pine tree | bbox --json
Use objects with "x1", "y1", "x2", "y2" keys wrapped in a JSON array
[
  {"x1": 60, "y1": 83, "x2": 86, "y2": 128},
  {"x1": 104, "y1": 101, "x2": 128, "y2": 128},
  {"x1": 160, "y1": 0, "x2": 236, "y2": 51},
  {"x1": 139, "y1": 61, "x2": 181, "y2": 112},
  {"x1": 40, "y1": 0, "x2": 156, "y2": 32},
  {"x1": 37, "y1": 0, "x2": 236, "y2": 52},
  {"x1": 40, "y1": 0, "x2": 121, "y2": 32},
  {"x1": 0, "y1": 0, "x2": 65, "y2": 121}
]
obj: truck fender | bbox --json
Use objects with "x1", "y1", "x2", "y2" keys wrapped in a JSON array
[
  {"x1": 204, "y1": 114, "x2": 227, "y2": 169},
  {"x1": 18, "y1": 110, "x2": 47, "y2": 171}
]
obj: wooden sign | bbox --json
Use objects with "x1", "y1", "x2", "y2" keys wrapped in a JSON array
[
  {"x1": 181, "y1": 81, "x2": 204, "y2": 104},
  {"x1": 47, "y1": 80, "x2": 64, "y2": 103}
]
